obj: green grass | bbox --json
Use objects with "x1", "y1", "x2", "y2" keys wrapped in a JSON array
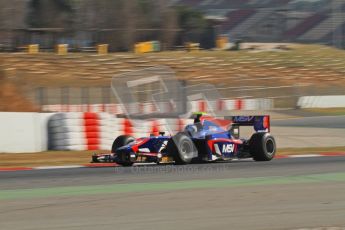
[{"x1": 2, "y1": 172, "x2": 345, "y2": 200}]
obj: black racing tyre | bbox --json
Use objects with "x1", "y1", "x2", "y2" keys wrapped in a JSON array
[
  {"x1": 249, "y1": 133, "x2": 276, "y2": 161},
  {"x1": 167, "y1": 132, "x2": 198, "y2": 165},
  {"x1": 112, "y1": 135, "x2": 135, "y2": 166},
  {"x1": 111, "y1": 135, "x2": 135, "y2": 153}
]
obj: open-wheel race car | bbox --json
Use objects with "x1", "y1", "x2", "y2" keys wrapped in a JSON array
[{"x1": 92, "y1": 114, "x2": 276, "y2": 166}]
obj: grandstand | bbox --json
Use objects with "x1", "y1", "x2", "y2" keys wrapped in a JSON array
[
  {"x1": 221, "y1": 9, "x2": 256, "y2": 31},
  {"x1": 228, "y1": 8, "x2": 273, "y2": 38},
  {"x1": 323, "y1": 21, "x2": 345, "y2": 45},
  {"x1": 175, "y1": 0, "x2": 345, "y2": 45},
  {"x1": 284, "y1": 13, "x2": 328, "y2": 39},
  {"x1": 1, "y1": 0, "x2": 344, "y2": 50},
  {"x1": 299, "y1": 13, "x2": 345, "y2": 42}
]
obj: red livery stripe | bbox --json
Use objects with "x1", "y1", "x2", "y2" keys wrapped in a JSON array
[{"x1": 208, "y1": 138, "x2": 243, "y2": 145}]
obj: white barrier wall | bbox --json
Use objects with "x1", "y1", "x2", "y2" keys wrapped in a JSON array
[
  {"x1": 0, "y1": 112, "x2": 192, "y2": 152},
  {"x1": 298, "y1": 96, "x2": 345, "y2": 108},
  {"x1": 0, "y1": 112, "x2": 55, "y2": 153}
]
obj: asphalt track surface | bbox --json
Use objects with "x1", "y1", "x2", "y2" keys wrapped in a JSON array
[
  {"x1": 272, "y1": 115, "x2": 345, "y2": 129},
  {"x1": 270, "y1": 115, "x2": 345, "y2": 148},
  {"x1": 1, "y1": 156, "x2": 345, "y2": 230}
]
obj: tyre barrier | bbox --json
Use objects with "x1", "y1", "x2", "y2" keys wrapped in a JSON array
[
  {"x1": 48, "y1": 112, "x2": 193, "y2": 151},
  {"x1": 42, "y1": 99, "x2": 273, "y2": 114}
]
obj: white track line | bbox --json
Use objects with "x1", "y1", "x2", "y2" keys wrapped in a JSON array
[{"x1": 34, "y1": 165, "x2": 84, "y2": 170}]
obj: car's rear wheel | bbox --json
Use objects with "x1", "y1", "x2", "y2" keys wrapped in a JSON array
[
  {"x1": 112, "y1": 135, "x2": 135, "y2": 166},
  {"x1": 249, "y1": 133, "x2": 276, "y2": 161},
  {"x1": 167, "y1": 132, "x2": 198, "y2": 165}
]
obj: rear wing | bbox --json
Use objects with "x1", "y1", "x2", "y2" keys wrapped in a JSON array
[{"x1": 231, "y1": 116, "x2": 270, "y2": 133}]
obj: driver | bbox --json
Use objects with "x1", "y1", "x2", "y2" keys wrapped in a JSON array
[{"x1": 193, "y1": 113, "x2": 203, "y2": 131}]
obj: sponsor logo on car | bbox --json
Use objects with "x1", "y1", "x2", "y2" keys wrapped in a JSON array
[
  {"x1": 233, "y1": 116, "x2": 254, "y2": 122},
  {"x1": 222, "y1": 144, "x2": 234, "y2": 153}
]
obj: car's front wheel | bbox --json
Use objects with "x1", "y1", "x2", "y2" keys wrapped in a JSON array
[
  {"x1": 167, "y1": 132, "x2": 198, "y2": 165},
  {"x1": 112, "y1": 135, "x2": 136, "y2": 166}
]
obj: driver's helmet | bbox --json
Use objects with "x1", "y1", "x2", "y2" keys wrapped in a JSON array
[{"x1": 184, "y1": 124, "x2": 198, "y2": 136}]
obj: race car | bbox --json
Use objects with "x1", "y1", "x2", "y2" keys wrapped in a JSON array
[{"x1": 92, "y1": 114, "x2": 276, "y2": 166}]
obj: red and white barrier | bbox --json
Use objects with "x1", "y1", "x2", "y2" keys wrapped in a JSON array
[
  {"x1": 48, "y1": 113, "x2": 193, "y2": 151},
  {"x1": 42, "y1": 98, "x2": 273, "y2": 114},
  {"x1": 46, "y1": 98, "x2": 274, "y2": 151}
]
